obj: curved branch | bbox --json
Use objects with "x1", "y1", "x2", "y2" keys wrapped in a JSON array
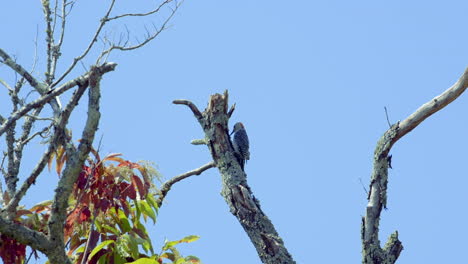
[
  {"x1": 107, "y1": 0, "x2": 174, "y2": 21},
  {"x1": 173, "y1": 99, "x2": 203, "y2": 120},
  {"x1": 396, "y1": 67, "x2": 468, "y2": 143},
  {"x1": 156, "y1": 161, "x2": 215, "y2": 208},
  {"x1": 362, "y1": 67, "x2": 468, "y2": 264}
]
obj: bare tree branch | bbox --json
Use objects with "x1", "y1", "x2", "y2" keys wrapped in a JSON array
[
  {"x1": 96, "y1": 1, "x2": 181, "y2": 63},
  {"x1": 5, "y1": 124, "x2": 17, "y2": 196},
  {"x1": 173, "y1": 99, "x2": 203, "y2": 120},
  {"x1": 361, "y1": 67, "x2": 468, "y2": 264},
  {"x1": 0, "y1": 48, "x2": 45, "y2": 93},
  {"x1": 190, "y1": 139, "x2": 207, "y2": 145},
  {"x1": 47, "y1": 64, "x2": 106, "y2": 264},
  {"x1": 0, "y1": 217, "x2": 51, "y2": 253},
  {"x1": 227, "y1": 102, "x2": 236, "y2": 118},
  {"x1": 107, "y1": 0, "x2": 174, "y2": 21},
  {"x1": 156, "y1": 161, "x2": 216, "y2": 208},
  {"x1": 175, "y1": 91, "x2": 295, "y2": 264},
  {"x1": 0, "y1": 48, "x2": 62, "y2": 114},
  {"x1": 42, "y1": 0, "x2": 55, "y2": 84},
  {"x1": 0, "y1": 62, "x2": 117, "y2": 137},
  {"x1": 51, "y1": 0, "x2": 116, "y2": 87},
  {"x1": 4, "y1": 82, "x2": 89, "y2": 215}
]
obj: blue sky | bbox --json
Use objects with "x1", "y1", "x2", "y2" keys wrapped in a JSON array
[{"x1": 1, "y1": 1, "x2": 468, "y2": 263}]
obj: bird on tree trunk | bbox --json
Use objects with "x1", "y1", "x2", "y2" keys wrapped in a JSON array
[{"x1": 230, "y1": 122, "x2": 250, "y2": 170}]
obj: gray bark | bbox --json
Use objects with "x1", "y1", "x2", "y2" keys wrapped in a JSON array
[
  {"x1": 174, "y1": 91, "x2": 295, "y2": 264},
  {"x1": 362, "y1": 67, "x2": 468, "y2": 263}
]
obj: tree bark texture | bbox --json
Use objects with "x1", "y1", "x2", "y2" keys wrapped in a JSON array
[
  {"x1": 174, "y1": 91, "x2": 295, "y2": 264},
  {"x1": 362, "y1": 67, "x2": 468, "y2": 263}
]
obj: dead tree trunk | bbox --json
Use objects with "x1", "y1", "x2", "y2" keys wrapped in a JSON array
[{"x1": 174, "y1": 91, "x2": 295, "y2": 264}]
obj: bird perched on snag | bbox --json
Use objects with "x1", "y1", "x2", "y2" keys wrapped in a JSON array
[{"x1": 230, "y1": 122, "x2": 250, "y2": 170}]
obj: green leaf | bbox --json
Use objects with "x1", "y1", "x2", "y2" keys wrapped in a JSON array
[
  {"x1": 163, "y1": 235, "x2": 200, "y2": 250},
  {"x1": 175, "y1": 259, "x2": 186, "y2": 264},
  {"x1": 88, "y1": 240, "x2": 114, "y2": 261},
  {"x1": 124, "y1": 257, "x2": 159, "y2": 264},
  {"x1": 145, "y1": 194, "x2": 159, "y2": 215},
  {"x1": 75, "y1": 246, "x2": 86, "y2": 254},
  {"x1": 139, "y1": 200, "x2": 156, "y2": 224},
  {"x1": 114, "y1": 250, "x2": 127, "y2": 264},
  {"x1": 98, "y1": 252, "x2": 110, "y2": 264},
  {"x1": 117, "y1": 209, "x2": 132, "y2": 233},
  {"x1": 180, "y1": 235, "x2": 200, "y2": 244},
  {"x1": 135, "y1": 199, "x2": 142, "y2": 220},
  {"x1": 102, "y1": 224, "x2": 121, "y2": 235},
  {"x1": 185, "y1": 256, "x2": 201, "y2": 263},
  {"x1": 128, "y1": 235, "x2": 140, "y2": 259},
  {"x1": 142, "y1": 240, "x2": 152, "y2": 253}
]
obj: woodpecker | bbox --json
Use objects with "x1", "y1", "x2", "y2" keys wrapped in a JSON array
[{"x1": 230, "y1": 122, "x2": 250, "y2": 170}]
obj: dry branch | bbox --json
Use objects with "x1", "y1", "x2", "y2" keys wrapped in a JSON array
[
  {"x1": 0, "y1": 62, "x2": 116, "y2": 137},
  {"x1": 156, "y1": 161, "x2": 216, "y2": 208},
  {"x1": 362, "y1": 67, "x2": 468, "y2": 264},
  {"x1": 174, "y1": 91, "x2": 295, "y2": 264}
]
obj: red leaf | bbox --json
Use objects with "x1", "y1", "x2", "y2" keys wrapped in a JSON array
[
  {"x1": 79, "y1": 207, "x2": 91, "y2": 223},
  {"x1": 131, "y1": 175, "x2": 146, "y2": 198},
  {"x1": 102, "y1": 153, "x2": 123, "y2": 163},
  {"x1": 98, "y1": 199, "x2": 110, "y2": 212},
  {"x1": 120, "y1": 182, "x2": 136, "y2": 200},
  {"x1": 0, "y1": 234, "x2": 26, "y2": 264},
  {"x1": 65, "y1": 207, "x2": 80, "y2": 239}
]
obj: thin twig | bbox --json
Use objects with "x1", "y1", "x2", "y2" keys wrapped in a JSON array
[
  {"x1": 156, "y1": 161, "x2": 215, "y2": 207},
  {"x1": 384, "y1": 106, "x2": 391, "y2": 128},
  {"x1": 227, "y1": 103, "x2": 236, "y2": 118},
  {"x1": 358, "y1": 177, "x2": 368, "y2": 195},
  {"x1": 19, "y1": 123, "x2": 53, "y2": 146},
  {"x1": 51, "y1": 0, "x2": 116, "y2": 87},
  {"x1": 80, "y1": 220, "x2": 95, "y2": 264},
  {"x1": 96, "y1": 1, "x2": 181, "y2": 63},
  {"x1": 107, "y1": 0, "x2": 173, "y2": 21}
]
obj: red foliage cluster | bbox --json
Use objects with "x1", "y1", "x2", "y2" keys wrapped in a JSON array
[{"x1": 0, "y1": 233, "x2": 26, "y2": 264}]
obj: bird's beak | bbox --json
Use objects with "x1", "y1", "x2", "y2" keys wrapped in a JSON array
[{"x1": 229, "y1": 130, "x2": 234, "y2": 136}]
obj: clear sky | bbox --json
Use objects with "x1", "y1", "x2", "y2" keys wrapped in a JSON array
[{"x1": 1, "y1": 1, "x2": 468, "y2": 263}]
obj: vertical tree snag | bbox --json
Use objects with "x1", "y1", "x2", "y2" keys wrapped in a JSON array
[
  {"x1": 362, "y1": 67, "x2": 468, "y2": 264},
  {"x1": 174, "y1": 91, "x2": 295, "y2": 264}
]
